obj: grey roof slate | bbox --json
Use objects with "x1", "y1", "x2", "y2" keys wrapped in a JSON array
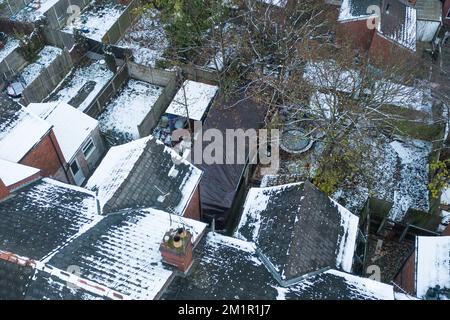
[
  {"x1": 235, "y1": 181, "x2": 359, "y2": 281},
  {"x1": 162, "y1": 233, "x2": 394, "y2": 300},
  {"x1": 0, "y1": 179, "x2": 100, "y2": 260}
]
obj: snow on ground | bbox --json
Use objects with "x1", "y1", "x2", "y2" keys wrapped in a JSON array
[
  {"x1": 19, "y1": 46, "x2": 62, "y2": 85},
  {"x1": 0, "y1": 159, "x2": 40, "y2": 187},
  {"x1": 333, "y1": 136, "x2": 432, "y2": 222},
  {"x1": 415, "y1": 236, "x2": 450, "y2": 299},
  {"x1": 374, "y1": 81, "x2": 432, "y2": 114},
  {"x1": 117, "y1": 9, "x2": 168, "y2": 67},
  {"x1": 12, "y1": 0, "x2": 60, "y2": 22},
  {"x1": 48, "y1": 59, "x2": 114, "y2": 112},
  {"x1": 63, "y1": 3, "x2": 126, "y2": 42},
  {"x1": 0, "y1": 37, "x2": 20, "y2": 63},
  {"x1": 98, "y1": 79, "x2": 163, "y2": 142}
]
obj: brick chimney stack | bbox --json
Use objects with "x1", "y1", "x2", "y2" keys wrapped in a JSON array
[
  {"x1": 160, "y1": 228, "x2": 194, "y2": 273},
  {"x1": 0, "y1": 179, "x2": 10, "y2": 201}
]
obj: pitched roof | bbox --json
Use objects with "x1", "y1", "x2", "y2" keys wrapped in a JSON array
[
  {"x1": 0, "y1": 178, "x2": 101, "y2": 260},
  {"x1": 0, "y1": 159, "x2": 40, "y2": 188},
  {"x1": 47, "y1": 208, "x2": 207, "y2": 300},
  {"x1": 415, "y1": 236, "x2": 450, "y2": 299},
  {"x1": 85, "y1": 136, "x2": 202, "y2": 215},
  {"x1": 235, "y1": 181, "x2": 359, "y2": 282},
  {"x1": 162, "y1": 232, "x2": 394, "y2": 300},
  {"x1": 165, "y1": 80, "x2": 218, "y2": 121},
  {"x1": 27, "y1": 102, "x2": 98, "y2": 162},
  {"x1": 0, "y1": 95, "x2": 52, "y2": 163}
]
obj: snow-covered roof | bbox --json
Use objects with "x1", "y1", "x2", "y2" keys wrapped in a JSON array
[
  {"x1": 415, "y1": 236, "x2": 450, "y2": 299},
  {"x1": 165, "y1": 80, "x2": 219, "y2": 121},
  {"x1": 47, "y1": 208, "x2": 207, "y2": 300},
  {"x1": 86, "y1": 136, "x2": 202, "y2": 215},
  {"x1": 28, "y1": 102, "x2": 98, "y2": 162},
  {"x1": 0, "y1": 159, "x2": 40, "y2": 188},
  {"x1": 0, "y1": 178, "x2": 101, "y2": 260},
  {"x1": 0, "y1": 96, "x2": 52, "y2": 163},
  {"x1": 235, "y1": 181, "x2": 359, "y2": 281},
  {"x1": 303, "y1": 60, "x2": 361, "y2": 94}
]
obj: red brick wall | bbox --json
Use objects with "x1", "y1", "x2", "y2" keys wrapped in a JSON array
[
  {"x1": 444, "y1": 0, "x2": 450, "y2": 26},
  {"x1": 394, "y1": 251, "x2": 416, "y2": 295},
  {"x1": 183, "y1": 185, "x2": 202, "y2": 221},
  {"x1": 0, "y1": 179, "x2": 10, "y2": 200},
  {"x1": 19, "y1": 129, "x2": 70, "y2": 183},
  {"x1": 443, "y1": 224, "x2": 450, "y2": 236},
  {"x1": 338, "y1": 19, "x2": 376, "y2": 52}
]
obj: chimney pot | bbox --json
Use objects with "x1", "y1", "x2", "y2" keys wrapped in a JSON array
[{"x1": 160, "y1": 228, "x2": 194, "y2": 273}]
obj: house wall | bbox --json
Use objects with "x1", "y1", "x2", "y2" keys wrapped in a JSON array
[
  {"x1": 0, "y1": 179, "x2": 10, "y2": 200},
  {"x1": 338, "y1": 19, "x2": 375, "y2": 52},
  {"x1": 369, "y1": 32, "x2": 414, "y2": 62},
  {"x1": 183, "y1": 185, "x2": 202, "y2": 221},
  {"x1": 70, "y1": 127, "x2": 106, "y2": 183},
  {"x1": 394, "y1": 251, "x2": 416, "y2": 295},
  {"x1": 19, "y1": 129, "x2": 71, "y2": 184}
]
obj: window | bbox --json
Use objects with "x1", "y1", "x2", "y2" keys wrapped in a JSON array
[
  {"x1": 82, "y1": 138, "x2": 96, "y2": 159},
  {"x1": 70, "y1": 160, "x2": 80, "y2": 175}
]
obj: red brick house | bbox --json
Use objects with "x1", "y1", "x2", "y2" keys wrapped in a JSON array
[
  {"x1": 338, "y1": 0, "x2": 417, "y2": 59},
  {"x1": 0, "y1": 95, "x2": 71, "y2": 183}
]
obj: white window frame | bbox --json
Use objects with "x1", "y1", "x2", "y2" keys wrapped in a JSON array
[{"x1": 82, "y1": 138, "x2": 96, "y2": 159}]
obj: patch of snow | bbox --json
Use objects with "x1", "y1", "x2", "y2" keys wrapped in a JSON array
[
  {"x1": 326, "y1": 269, "x2": 395, "y2": 300},
  {"x1": 63, "y1": 4, "x2": 126, "y2": 42},
  {"x1": 98, "y1": 79, "x2": 163, "y2": 141},
  {"x1": 332, "y1": 199, "x2": 359, "y2": 272},
  {"x1": 0, "y1": 159, "x2": 40, "y2": 187},
  {"x1": 309, "y1": 91, "x2": 338, "y2": 119},
  {"x1": 19, "y1": 46, "x2": 62, "y2": 85},
  {"x1": 415, "y1": 236, "x2": 450, "y2": 298},
  {"x1": 0, "y1": 38, "x2": 20, "y2": 63},
  {"x1": 303, "y1": 60, "x2": 361, "y2": 94},
  {"x1": 49, "y1": 60, "x2": 114, "y2": 112},
  {"x1": 117, "y1": 9, "x2": 168, "y2": 67}
]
